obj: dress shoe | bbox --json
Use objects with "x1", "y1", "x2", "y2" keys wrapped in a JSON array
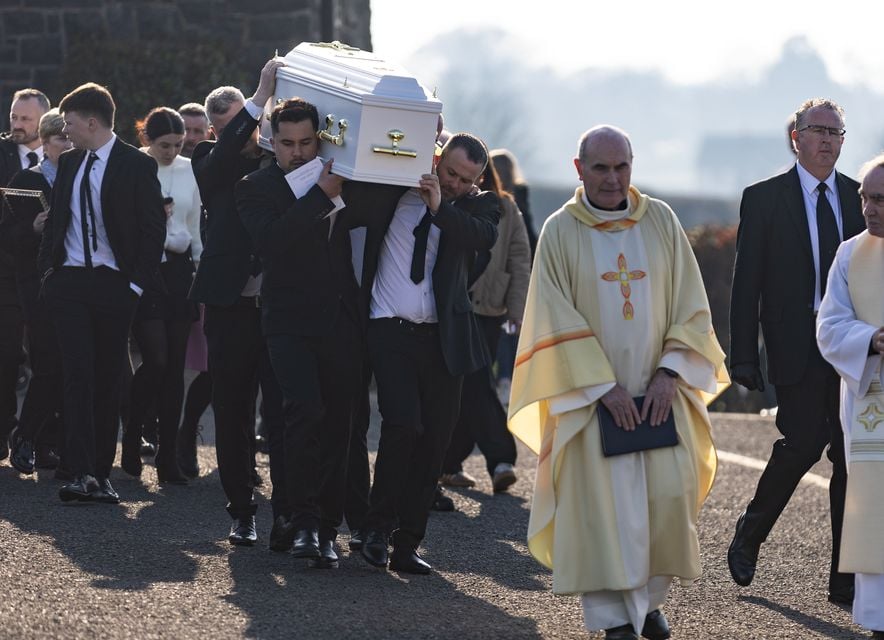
[
  {"x1": 348, "y1": 529, "x2": 364, "y2": 551},
  {"x1": 228, "y1": 516, "x2": 258, "y2": 546},
  {"x1": 94, "y1": 477, "x2": 121, "y2": 504},
  {"x1": 176, "y1": 422, "x2": 201, "y2": 479},
  {"x1": 640, "y1": 609, "x2": 671, "y2": 640},
  {"x1": 308, "y1": 539, "x2": 339, "y2": 569},
  {"x1": 360, "y1": 530, "x2": 389, "y2": 568},
  {"x1": 139, "y1": 437, "x2": 157, "y2": 456},
  {"x1": 59, "y1": 474, "x2": 101, "y2": 502},
  {"x1": 34, "y1": 446, "x2": 60, "y2": 470},
  {"x1": 291, "y1": 528, "x2": 321, "y2": 559},
  {"x1": 492, "y1": 462, "x2": 517, "y2": 493},
  {"x1": 727, "y1": 511, "x2": 760, "y2": 586},
  {"x1": 389, "y1": 545, "x2": 432, "y2": 575},
  {"x1": 120, "y1": 429, "x2": 143, "y2": 477},
  {"x1": 827, "y1": 584, "x2": 855, "y2": 605},
  {"x1": 269, "y1": 515, "x2": 297, "y2": 552},
  {"x1": 430, "y1": 486, "x2": 456, "y2": 512},
  {"x1": 440, "y1": 470, "x2": 476, "y2": 487},
  {"x1": 8, "y1": 427, "x2": 35, "y2": 475},
  {"x1": 605, "y1": 624, "x2": 639, "y2": 640}
]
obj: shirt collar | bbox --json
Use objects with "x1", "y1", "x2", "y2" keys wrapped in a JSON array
[
  {"x1": 796, "y1": 160, "x2": 836, "y2": 197},
  {"x1": 18, "y1": 144, "x2": 42, "y2": 164},
  {"x1": 90, "y1": 133, "x2": 117, "y2": 164},
  {"x1": 580, "y1": 189, "x2": 632, "y2": 221}
]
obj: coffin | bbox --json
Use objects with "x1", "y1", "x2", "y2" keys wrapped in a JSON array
[{"x1": 260, "y1": 41, "x2": 443, "y2": 187}]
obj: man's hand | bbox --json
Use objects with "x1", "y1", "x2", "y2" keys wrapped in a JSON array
[
  {"x1": 418, "y1": 172, "x2": 441, "y2": 213},
  {"x1": 252, "y1": 58, "x2": 286, "y2": 107},
  {"x1": 641, "y1": 370, "x2": 678, "y2": 427},
  {"x1": 600, "y1": 384, "x2": 641, "y2": 431},
  {"x1": 872, "y1": 327, "x2": 884, "y2": 354},
  {"x1": 731, "y1": 363, "x2": 765, "y2": 391},
  {"x1": 317, "y1": 159, "x2": 344, "y2": 199},
  {"x1": 33, "y1": 210, "x2": 48, "y2": 234}
]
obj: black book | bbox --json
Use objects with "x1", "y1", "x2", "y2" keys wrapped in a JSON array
[
  {"x1": 597, "y1": 395, "x2": 678, "y2": 457},
  {"x1": 1, "y1": 187, "x2": 48, "y2": 221}
]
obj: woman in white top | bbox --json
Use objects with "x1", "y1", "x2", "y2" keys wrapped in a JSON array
[{"x1": 121, "y1": 107, "x2": 201, "y2": 485}]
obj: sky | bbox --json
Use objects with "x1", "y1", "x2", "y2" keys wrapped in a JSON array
[{"x1": 370, "y1": 0, "x2": 884, "y2": 91}]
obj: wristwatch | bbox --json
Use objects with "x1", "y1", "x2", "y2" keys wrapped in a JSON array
[{"x1": 658, "y1": 367, "x2": 679, "y2": 379}]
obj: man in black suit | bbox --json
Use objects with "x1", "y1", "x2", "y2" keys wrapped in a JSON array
[
  {"x1": 189, "y1": 58, "x2": 285, "y2": 545},
  {"x1": 37, "y1": 83, "x2": 165, "y2": 503},
  {"x1": 346, "y1": 133, "x2": 500, "y2": 574},
  {"x1": 0, "y1": 88, "x2": 50, "y2": 461},
  {"x1": 728, "y1": 98, "x2": 865, "y2": 604},
  {"x1": 236, "y1": 98, "x2": 360, "y2": 567}
]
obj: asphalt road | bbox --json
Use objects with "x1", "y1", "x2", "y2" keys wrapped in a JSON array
[{"x1": 0, "y1": 396, "x2": 869, "y2": 639}]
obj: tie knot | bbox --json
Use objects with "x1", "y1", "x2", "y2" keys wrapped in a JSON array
[
  {"x1": 89, "y1": 151, "x2": 98, "y2": 161},
  {"x1": 26, "y1": 151, "x2": 39, "y2": 167},
  {"x1": 817, "y1": 182, "x2": 827, "y2": 195}
]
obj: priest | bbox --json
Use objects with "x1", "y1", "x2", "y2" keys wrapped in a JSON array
[
  {"x1": 816, "y1": 154, "x2": 884, "y2": 638},
  {"x1": 508, "y1": 125, "x2": 728, "y2": 640}
]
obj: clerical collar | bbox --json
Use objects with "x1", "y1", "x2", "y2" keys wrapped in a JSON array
[{"x1": 581, "y1": 190, "x2": 631, "y2": 222}]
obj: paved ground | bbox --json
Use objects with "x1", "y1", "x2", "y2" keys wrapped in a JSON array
[{"x1": 0, "y1": 395, "x2": 870, "y2": 639}]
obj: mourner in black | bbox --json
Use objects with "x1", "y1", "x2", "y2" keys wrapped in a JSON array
[
  {"x1": 37, "y1": 83, "x2": 166, "y2": 503},
  {"x1": 189, "y1": 59, "x2": 285, "y2": 545},
  {"x1": 236, "y1": 98, "x2": 360, "y2": 567},
  {"x1": 345, "y1": 133, "x2": 500, "y2": 574}
]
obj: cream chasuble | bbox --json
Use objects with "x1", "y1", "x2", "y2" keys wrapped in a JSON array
[
  {"x1": 817, "y1": 231, "x2": 884, "y2": 631},
  {"x1": 509, "y1": 186, "x2": 728, "y2": 633}
]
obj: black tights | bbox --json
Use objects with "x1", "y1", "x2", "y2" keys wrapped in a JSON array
[
  {"x1": 182, "y1": 370, "x2": 212, "y2": 429},
  {"x1": 127, "y1": 318, "x2": 191, "y2": 466}
]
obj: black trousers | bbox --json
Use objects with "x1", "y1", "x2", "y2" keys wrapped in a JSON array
[
  {"x1": 0, "y1": 278, "x2": 23, "y2": 441},
  {"x1": 443, "y1": 314, "x2": 516, "y2": 477},
  {"x1": 266, "y1": 313, "x2": 360, "y2": 539},
  {"x1": 45, "y1": 267, "x2": 137, "y2": 478},
  {"x1": 344, "y1": 360, "x2": 373, "y2": 533},
  {"x1": 741, "y1": 344, "x2": 852, "y2": 591},
  {"x1": 204, "y1": 301, "x2": 282, "y2": 519},
  {"x1": 364, "y1": 318, "x2": 463, "y2": 549}
]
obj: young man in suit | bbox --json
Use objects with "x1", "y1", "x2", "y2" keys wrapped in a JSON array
[
  {"x1": 346, "y1": 133, "x2": 500, "y2": 574},
  {"x1": 236, "y1": 98, "x2": 360, "y2": 567},
  {"x1": 37, "y1": 83, "x2": 166, "y2": 503},
  {"x1": 728, "y1": 98, "x2": 865, "y2": 604},
  {"x1": 189, "y1": 58, "x2": 285, "y2": 545}
]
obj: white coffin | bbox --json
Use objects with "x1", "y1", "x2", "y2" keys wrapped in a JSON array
[{"x1": 260, "y1": 41, "x2": 442, "y2": 187}]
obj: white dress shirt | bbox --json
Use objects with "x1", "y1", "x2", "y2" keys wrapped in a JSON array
[
  {"x1": 370, "y1": 189, "x2": 440, "y2": 323},
  {"x1": 18, "y1": 144, "x2": 43, "y2": 168},
  {"x1": 795, "y1": 161, "x2": 844, "y2": 311}
]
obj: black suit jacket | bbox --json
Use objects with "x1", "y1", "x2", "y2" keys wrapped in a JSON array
[
  {"x1": 189, "y1": 107, "x2": 263, "y2": 306},
  {"x1": 37, "y1": 139, "x2": 166, "y2": 293},
  {"x1": 0, "y1": 134, "x2": 21, "y2": 188},
  {"x1": 729, "y1": 165, "x2": 864, "y2": 386},
  {"x1": 344, "y1": 182, "x2": 500, "y2": 376},
  {"x1": 0, "y1": 135, "x2": 25, "y2": 305},
  {"x1": 236, "y1": 163, "x2": 360, "y2": 336}
]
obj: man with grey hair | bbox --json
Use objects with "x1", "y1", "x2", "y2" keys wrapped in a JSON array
[
  {"x1": 189, "y1": 59, "x2": 285, "y2": 546},
  {"x1": 510, "y1": 125, "x2": 726, "y2": 639},
  {"x1": 729, "y1": 98, "x2": 865, "y2": 605},
  {"x1": 177, "y1": 102, "x2": 210, "y2": 159}
]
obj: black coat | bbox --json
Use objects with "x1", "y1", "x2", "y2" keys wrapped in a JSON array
[
  {"x1": 729, "y1": 165, "x2": 865, "y2": 386},
  {"x1": 0, "y1": 135, "x2": 24, "y2": 305}
]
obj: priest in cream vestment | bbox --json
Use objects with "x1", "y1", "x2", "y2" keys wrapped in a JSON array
[
  {"x1": 817, "y1": 155, "x2": 884, "y2": 637},
  {"x1": 508, "y1": 126, "x2": 728, "y2": 640}
]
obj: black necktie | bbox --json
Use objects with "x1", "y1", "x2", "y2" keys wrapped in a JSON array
[
  {"x1": 816, "y1": 182, "x2": 840, "y2": 299},
  {"x1": 410, "y1": 208, "x2": 433, "y2": 284},
  {"x1": 80, "y1": 152, "x2": 99, "y2": 268},
  {"x1": 26, "y1": 151, "x2": 38, "y2": 168}
]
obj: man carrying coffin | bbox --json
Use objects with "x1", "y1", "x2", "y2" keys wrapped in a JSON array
[
  {"x1": 508, "y1": 126, "x2": 727, "y2": 640},
  {"x1": 236, "y1": 98, "x2": 360, "y2": 567},
  {"x1": 817, "y1": 154, "x2": 884, "y2": 638}
]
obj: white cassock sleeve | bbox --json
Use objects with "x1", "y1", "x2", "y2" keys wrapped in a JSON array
[{"x1": 817, "y1": 241, "x2": 882, "y2": 398}]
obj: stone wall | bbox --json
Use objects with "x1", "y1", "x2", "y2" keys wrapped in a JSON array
[{"x1": 0, "y1": 0, "x2": 372, "y2": 129}]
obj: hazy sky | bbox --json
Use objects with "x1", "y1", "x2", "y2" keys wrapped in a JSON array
[{"x1": 371, "y1": 0, "x2": 884, "y2": 91}]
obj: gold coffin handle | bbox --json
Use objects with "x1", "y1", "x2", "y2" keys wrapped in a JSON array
[
  {"x1": 318, "y1": 114, "x2": 347, "y2": 146},
  {"x1": 372, "y1": 129, "x2": 417, "y2": 158}
]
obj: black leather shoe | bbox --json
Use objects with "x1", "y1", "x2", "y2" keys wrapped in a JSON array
[
  {"x1": 59, "y1": 474, "x2": 101, "y2": 502},
  {"x1": 360, "y1": 530, "x2": 389, "y2": 568},
  {"x1": 291, "y1": 528, "x2": 321, "y2": 559},
  {"x1": 348, "y1": 529, "x2": 364, "y2": 551},
  {"x1": 121, "y1": 429, "x2": 143, "y2": 477},
  {"x1": 827, "y1": 585, "x2": 855, "y2": 605},
  {"x1": 8, "y1": 427, "x2": 35, "y2": 475},
  {"x1": 727, "y1": 512, "x2": 760, "y2": 586},
  {"x1": 641, "y1": 609, "x2": 671, "y2": 640},
  {"x1": 389, "y1": 544, "x2": 432, "y2": 575},
  {"x1": 94, "y1": 477, "x2": 121, "y2": 504},
  {"x1": 308, "y1": 539, "x2": 339, "y2": 569},
  {"x1": 228, "y1": 516, "x2": 258, "y2": 546},
  {"x1": 139, "y1": 437, "x2": 157, "y2": 456},
  {"x1": 605, "y1": 625, "x2": 639, "y2": 640},
  {"x1": 269, "y1": 516, "x2": 297, "y2": 552},
  {"x1": 430, "y1": 485, "x2": 455, "y2": 512},
  {"x1": 34, "y1": 446, "x2": 60, "y2": 470}
]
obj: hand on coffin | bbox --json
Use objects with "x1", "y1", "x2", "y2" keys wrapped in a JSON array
[
  {"x1": 33, "y1": 210, "x2": 49, "y2": 234},
  {"x1": 317, "y1": 159, "x2": 344, "y2": 199},
  {"x1": 418, "y1": 173, "x2": 441, "y2": 214},
  {"x1": 641, "y1": 370, "x2": 677, "y2": 427},
  {"x1": 600, "y1": 384, "x2": 641, "y2": 431},
  {"x1": 253, "y1": 58, "x2": 286, "y2": 108}
]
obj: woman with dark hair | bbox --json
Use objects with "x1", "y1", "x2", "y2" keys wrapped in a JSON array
[{"x1": 121, "y1": 107, "x2": 201, "y2": 484}]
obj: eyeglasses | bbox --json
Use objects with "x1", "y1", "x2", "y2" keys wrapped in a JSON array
[
  {"x1": 798, "y1": 124, "x2": 845, "y2": 137},
  {"x1": 860, "y1": 192, "x2": 884, "y2": 206}
]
